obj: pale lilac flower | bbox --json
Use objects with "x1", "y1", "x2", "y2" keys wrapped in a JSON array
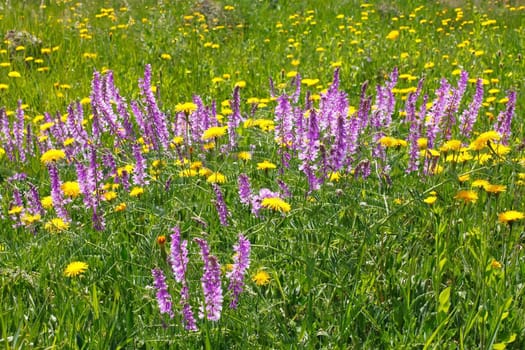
[
  {"x1": 212, "y1": 184, "x2": 229, "y2": 226},
  {"x1": 459, "y1": 78, "x2": 483, "y2": 138},
  {"x1": 151, "y1": 268, "x2": 174, "y2": 318},
  {"x1": 227, "y1": 234, "x2": 251, "y2": 309},
  {"x1": 195, "y1": 238, "x2": 223, "y2": 321},
  {"x1": 237, "y1": 173, "x2": 252, "y2": 205}
]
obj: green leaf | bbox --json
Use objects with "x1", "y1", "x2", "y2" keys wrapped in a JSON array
[{"x1": 438, "y1": 286, "x2": 451, "y2": 314}]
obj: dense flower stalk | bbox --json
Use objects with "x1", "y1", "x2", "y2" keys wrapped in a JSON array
[
  {"x1": 139, "y1": 64, "x2": 170, "y2": 150},
  {"x1": 227, "y1": 235, "x2": 251, "y2": 309},
  {"x1": 169, "y1": 226, "x2": 197, "y2": 331},
  {"x1": 47, "y1": 163, "x2": 69, "y2": 222},
  {"x1": 195, "y1": 238, "x2": 223, "y2": 321},
  {"x1": 14, "y1": 100, "x2": 26, "y2": 163},
  {"x1": 212, "y1": 183, "x2": 229, "y2": 226},
  {"x1": 227, "y1": 86, "x2": 242, "y2": 148},
  {"x1": 494, "y1": 90, "x2": 516, "y2": 145},
  {"x1": 151, "y1": 268, "x2": 174, "y2": 318},
  {"x1": 237, "y1": 173, "x2": 252, "y2": 205},
  {"x1": 459, "y1": 78, "x2": 483, "y2": 138},
  {"x1": 132, "y1": 143, "x2": 149, "y2": 186}
]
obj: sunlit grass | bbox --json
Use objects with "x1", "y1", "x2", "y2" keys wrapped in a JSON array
[{"x1": 1, "y1": 0, "x2": 525, "y2": 348}]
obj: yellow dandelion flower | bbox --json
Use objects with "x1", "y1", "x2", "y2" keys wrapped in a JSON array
[
  {"x1": 129, "y1": 187, "x2": 144, "y2": 197},
  {"x1": 235, "y1": 80, "x2": 246, "y2": 88},
  {"x1": 175, "y1": 102, "x2": 197, "y2": 113},
  {"x1": 8, "y1": 71, "x2": 21, "y2": 78},
  {"x1": 238, "y1": 151, "x2": 252, "y2": 161},
  {"x1": 44, "y1": 218, "x2": 70, "y2": 233},
  {"x1": 439, "y1": 139, "x2": 462, "y2": 152},
  {"x1": 454, "y1": 190, "x2": 478, "y2": 203},
  {"x1": 8, "y1": 206, "x2": 23, "y2": 215},
  {"x1": 199, "y1": 167, "x2": 213, "y2": 177},
  {"x1": 41, "y1": 196, "x2": 53, "y2": 209},
  {"x1": 160, "y1": 53, "x2": 172, "y2": 60},
  {"x1": 103, "y1": 191, "x2": 117, "y2": 201},
  {"x1": 302, "y1": 78, "x2": 320, "y2": 87},
  {"x1": 201, "y1": 126, "x2": 228, "y2": 141},
  {"x1": 61, "y1": 181, "x2": 81, "y2": 198},
  {"x1": 207, "y1": 172, "x2": 226, "y2": 184},
  {"x1": 423, "y1": 196, "x2": 437, "y2": 205},
  {"x1": 386, "y1": 30, "x2": 400, "y2": 40},
  {"x1": 490, "y1": 259, "x2": 502, "y2": 270},
  {"x1": 484, "y1": 184, "x2": 506, "y2": 194},
  {"x1": 114, "y1": 202, "x2": 127, "y2": 212},
  {"x1": 64, "y1": 261, "x2": 88, "y2": 277},
  {"x1": 257, "y1": 160, "x2": 277, "y2": 170},
  {"x1": 252, "y1": 270, "x2": 271, "y2": 286},
  {"x1": 40, "y1": 149, "x2": 66, "y2": 164},
  {"x1": 498, "y1": 210, "x2": 525, "y2": 224},
  {"x1": 179, "y1": 169, "x2": 198, "y2": 177},
  {"x1": 21, "y1": 213, "x2": 41, "y2": 225},
  {"x1": 458, "y1": 174, "x2": 470, "y2": 182},
  {"x1": 261, "y1": 197, "x2": 291, "y2": 213},
  {"x1": 378, "y1": 136, "x2": 407, "y2": 148},
  {"x1": 190, "y1": 161, "x2": 203, "y2": 170},
  {"x1": 329, "y1": 172, "x2": 341, "y2": 182},
  {"x1": 417, "y1": 137, "x2": 428, "y2": 149},
  {"x1": 471, "y1": 179, "x2": 490, "y2": 189}
]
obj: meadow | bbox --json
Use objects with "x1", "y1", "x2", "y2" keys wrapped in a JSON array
[{"x1": 1, "y1": 0, "x2": 525, "y2": 348}]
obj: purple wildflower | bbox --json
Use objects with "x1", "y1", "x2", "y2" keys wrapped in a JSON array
[
  {"x1": 169, "y1": 226, "x2": 198, "y2": 331},
  {"x1": 459, "y1": 78, "x2": 483, "y2": 138},
  {"x1": 227, "y1": 86, "x2": 242, "y2": 149},
  {"x1": 47, "y1": 163, "x2": 69, "y2": 222},
  {"x1": 132, "y1": 143, "x2": 149, "y2": 186},
  {"x1": 195, "y1": 238, "x2": 223, "y2": 321},
  {"x1": 169, "y1": 226, "x2": 189, "y2": 283},
  {"x1": 227, "y1": 234, "x2": 251, "y2": 309},
  {"x1": 237, "y1": 173, "x2": 252, "y2": 205},
  {"x1": 151, "y1": 268, "x2": 174, "y2": 318},
  {"x1": 14, "y1": 100, "x2": 26, "y2": 163},
  {"x1": 494, "y1": 90, "x2": 516, "y2": 145},
  {"x1": 212, "y1": 183, "x2": 229, "y2": 226}
]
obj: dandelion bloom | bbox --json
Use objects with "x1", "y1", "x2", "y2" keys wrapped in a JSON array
[
  {"x1": 378, "y1": 136, "x2": 407, "y2": 148},
  {"x1": 129, "y1": 187, "x2": 144, "y2": 197},
  {"x1": 40, "y1": 149, "x2": 66, "y2": 164},
  {"x1": 44, "y1": 218, "x2": 70, "y2": 233},
  {"x1": 201, "y1": 126, "x2": 228, "y2": 141},
  {"x1": 61, "y1": 181, "x2": 81, "y2": 198},
  {"x1": 41, "y1": 196, "x2": 53, "y2": 209},
  {"x1": 484, "y1": 184, "x2": 506, "y2": 194},
  {"x1": 386, "y1": 30, "x2": 400, "y2": 40},
  {"x1": 114, "y1": 202, "x2": 127, "y2": 212},
  {"x1": 498, "y1": 210, "x2": 525, "y2": 224},
  {"x1": 252, "y1": 270, "x2": 270, "y2": 286},
  {"x1": 471, "y1": 179, "x2": 490, "y2": 189},
  {"x1": 423, "y1": 196, "x2": 437, "y2": 204},
  {"x1": 261, "y1": 197, "x2": 291, "y2": 213},
  {"x1": 207, "y1": 172, "x2": 226, "y2": 184},
  {"x1": 64, "y1": 261, "x2": 88, "y2": 277},
  {"x1": 175, "y1": 102, "x2": 197, "y2": 113},
  {"x1": 257, "y1": 160, "x2": 277, "y2": 170},
  {"x1": 439, "y1": 139, "x2": 462, "y2": 152},
  {"x1": 454, "y1": 190, "x2": 478, "y2": 203},
  {"x1": 238, "y1": 151, "x2": 252, "y2": 161}
]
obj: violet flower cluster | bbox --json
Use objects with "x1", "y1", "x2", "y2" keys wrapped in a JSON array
[{"x1": 151, "y1": 227, "x2": 251, "y2": 331}]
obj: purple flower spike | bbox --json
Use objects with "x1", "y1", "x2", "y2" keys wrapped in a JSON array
[
  {"x1": 151, "y1": 268, "x2": 174, "y2": 318},
  {"x1": 212, "y1": 184, "x2": 229, "y2": 226},
  {"x1": 195, "y1": 238, "x2": 223, "y2": 321},
  {"x1": 227, "y1": 235, "x2": 251, "y2": 309}
]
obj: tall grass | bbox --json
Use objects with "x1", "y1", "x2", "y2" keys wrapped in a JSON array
[{"x1": 1, "y1": 0, "x2": 525, "y2": 348}]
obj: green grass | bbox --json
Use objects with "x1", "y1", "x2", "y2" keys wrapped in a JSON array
[{"x1": 1, "y1": 0, "x2": 525, "y2": 348}]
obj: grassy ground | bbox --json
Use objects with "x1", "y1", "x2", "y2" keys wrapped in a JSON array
[{"x1": 1, "y1": 0, "x2": 525, "y2": 348}]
